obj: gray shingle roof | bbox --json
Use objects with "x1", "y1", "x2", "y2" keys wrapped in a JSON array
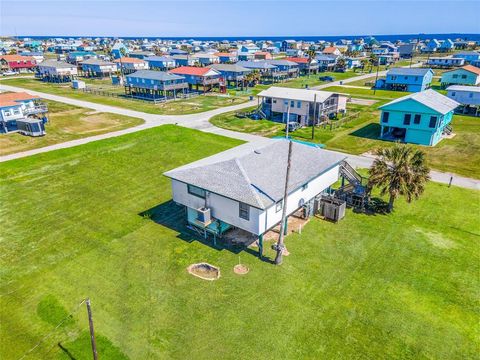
[
  {"x1": 237, "y1": 60, "x2": 277, "y2": 70},
  {"x1": 380, "y1": 89, "x2": 460, "y2": 114},
  {"x1": 38, "y1": 60, "x2": 74, "y2": 69},
  {"x1": 209, "y1": 63, "x2": 252, "y2": 73},
  {"x1": 164, "y1": 140, "x2": 346, "y2": 209},
  {"x1": 387, "y1": 68, "x2": 433, "y2": 76},
  {"x1": 126, "y1": 70, "x2": 185, "y2": 81},
  {"x1": 80, "y1": 58, "x2": 115, "y2": 66}
]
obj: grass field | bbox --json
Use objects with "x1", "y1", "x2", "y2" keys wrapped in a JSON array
[
  {"x1": 0, "y1": 100, "x2": 143, "y2": 155},
  {"x1": 1, "y1": 125, "x2": 479, "y2": 359},
  {"x1": 0, "y1": 78, "x2": 249, "y2": 115},
  {"x1": 210, "y1": 103, "x2": 480, "y2": 179}
]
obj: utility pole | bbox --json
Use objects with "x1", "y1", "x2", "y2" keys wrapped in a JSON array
[
  {"x1": 373, "y1": 60, "x2": 380, "y2": 95},
  {"x1": 86, "y1": 298, "x2": 98, "y2": 360},
  {"x1": 285, "y1": 103, "x2": 291, "y2": 139},
  {"x1": 311, "y1": 93, "x2": 317, "y2": 140},
  {"x1": 275, "y1": 140, "x2": 293, "y2": 265}
]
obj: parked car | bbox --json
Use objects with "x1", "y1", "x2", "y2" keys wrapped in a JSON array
[
  {"x1": 319, "y1": 75, "x2": 334, "y2": 82},
  {"x1": 2, "y1": 70, "x2": 18, "y2": 76},
  {"x1": 285, "y1": 122, "x2": 301, "y2": 132}
]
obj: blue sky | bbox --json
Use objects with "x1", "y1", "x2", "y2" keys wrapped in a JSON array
[{"x1": 1, "y1": 0, "x2": 479, "y2": 37}]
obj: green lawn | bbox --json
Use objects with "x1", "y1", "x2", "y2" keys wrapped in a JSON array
[
  {"x1": 210, "y1": 103, "x2": 480, "y2": 179},
  {"x1": 1, "y1": 125, "x2": 479, "y2": 359},
  {"x1": 0, "y1": 78, "x2": 250, "y2": 115},
  {"x1": 0, "y1": 100, "x2": 143, "y2": 155}
]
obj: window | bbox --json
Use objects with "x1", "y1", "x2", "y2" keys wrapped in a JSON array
[
  {"x1": 403, "y1": 114, "x2": 411, "y2": 125},
  {"x1": 453, "y1": 74, "x2": 458, "y2": 79},
  {"x1": 272, "y1": 99, "x2": 277, "y2": 104},
  {"x1": 301, "y1": 183, "x2": 308, "y2": 191},
  {"x1": 275, "y1": 201, "x2": 283, "y2": 212},
  {"x1": 414, "y1": 76, "x2": 418, "y2": 81},
  {"x1": 382, "y1": 112, "x2": 389, "y2": 123},
  {"x1": 290, "y1": 100, "x2": 295, "y2": 108},
  {"x1": 451, "y1": 92, "x2": 456, "y2": 97},
  {"x1": 297, "y1": 101, "x2": 301, "y2": 108},
  {"x1": 461, "y1": 75, "x2": 467, "y2": 79},
  {"x1": 239, "y1": 202, "x2": 250, "y2": 220},
  {"x1": 414, "y1": 114, "x2": 421, "y2": 124},
  {"x1": 469, "y1": 92, "x2": 474, "y2": 98},
  {"x1": 404, "y1": 76, "x2": 408, "y2": 80},
  {"x1": 187, "y1": 184, "x2": 206, "y2": 198},
  {"x1": 429, "y1": 116, "x2": 437, "y2": 128}
]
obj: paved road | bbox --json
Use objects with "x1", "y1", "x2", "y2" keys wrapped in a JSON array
[{"x1": 1, "y1": 78, "x2": 479, "y2": 191}]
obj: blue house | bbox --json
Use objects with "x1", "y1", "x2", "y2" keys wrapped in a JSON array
[
  {"x1": 381, "y1": 68, "x2": 434, "y2": 92},
  {"x1": 378, "y1": 89, "x2": 459, "y2": 146},
  {"x1": 111, "y1": 42, "x2": 129, "y2": 59},
  {"x1": 439, "y1": 39, "x2": 454, "y2": 52},
  {"x1": 67, "y1": 51, "x2": 97, "y2": 64},
  {"x1": 209, "y1": 63, "x2": 251, "y2": 88},
  {"x1": 125, "y1": 70, "x2": 188, "y2": 99},
  {"x1": 452, "y1": 51, "x2": 480, "y2": 64},
  {"x1": 145, "y1": 56, "x2": 176, "y2": 70},
  {"x1": 423, "y1": 39, "x2": 440, "y2": 53}
]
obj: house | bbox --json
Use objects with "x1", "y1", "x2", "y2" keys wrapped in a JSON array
[
  {"x1": 169, "y1": 66, "x2": 221, "y2": 92},
  {"x1": 381, "y1": 68, "x2": 434, "y2": 92},
  {"x1": 36, "y1": 60, "x2": 78, "y2": 82},
  {"x1": 439, "y1": 39, "x2": 454, "y2": 52},
  {"x1": 452, "y1": 51, "x2": 480, "y2": 64},
  {"x1": 111, "y1": 41, "x2": 129, "y2": 59},
  {"x1": 169, "y1": 49, "x2": 188, "y2": 56},
  {"x1": 237, "y1": 52, "x2": 255, "y2": 61},
  {"x1": 257, "y1": 86, "x2": 347, "y2": 126},
  {"x1": 114, "y1": 57, "x2": 149, "y2": 74},
  {"x1": 193, "y1": 53, "x2": 219, "y2": 66},
  {"x1": 19, "y1": 51, "x2": 44, "y2": 63},
  {"x1": 128, "y1": 51, "x2": 155, "y2": 59},
  {"x1": 145, "y1": 56, "x2": 176, "y2": 70},
  {"x1": 446, "y1": 85, "x2": 480, "y2": 116},
  {"x1": 423, "y1": 39, "x2": 440, "y2": 53},
  {"x1": 209, "y1": 64, "x2": 251, "y2": 88},
  {"x1": 0, "y1": 55, "x2": 36, "y2": 72},
  {"x1": 265, "y1": 60, "x2": 300, "y2": 79},
  {"x1": 426, "y1": 57, "x2": 465, "y2": 68},
  {"x1": 80, "y1": 59, "x2": 118, "y2": 77},
  {"x1": 164, "y1": 140, "x2": 346, "y2": 243},
  {"x1": 124, "y1": 70, "x2": 188, "y2": 100},
  {"x1": 172, "y1": 54, "x2": 196, "y2": 67},
  {"x1": 66, "y1": 51, "x2": 97, "y2": 64},
  {"x1": 398, "y1": 43, "x2": 416, "y2": 58},
  {"x1": 441, "y1": 65, "x2": 480, "y2": 86},
  {"x1": 254, "y1": 52, "x2": 273, "y2": 60},
  {"x1": 236, "y1": 61, "x2": 278, "y2": 83},
  {"x1": 315, "y1": 54, "x2": 337, "y2": 71},
  {"x1": 240, "y1": 44, "x2": 260, "y2": 53},
  {"x1": 215, "y1": 52, "x2": 238, "y2": 64},
  {"x1": 281, "y1": 40, "x2": 298, "y2": 52},
  {"x1": 0, "y1": 92, "x2": 48, "y2": 136},
  {"x1": 285, "y1": 57, "x2": 319, "y2": 74},
  {"x1": 345, "y1": 57, "x2": 362, "y2": 69},
  {"x1": 323, "y1": 47, "x2": 342, "y2": 56},
  {"x1": 378, "y1": 89, "x2": 459, "y2": 146}
]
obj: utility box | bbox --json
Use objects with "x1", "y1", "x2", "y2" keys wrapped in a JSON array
[
  {"x1": 72, "y1": 80, "x2": 86, "y2": 89},
  {"x1": 196, "y1": 207, "x2": 211, "y2": 225},
  {"x1": 317, "y1": 196, "x2": 346, "y2": 222}
]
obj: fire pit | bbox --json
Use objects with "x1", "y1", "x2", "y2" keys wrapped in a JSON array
[
  {"x1": 187, "y1": 263, "x2": 220, "y2": 281},
  {"x1": 233, "y1": 264, "x2": 249, "y2": 275}
]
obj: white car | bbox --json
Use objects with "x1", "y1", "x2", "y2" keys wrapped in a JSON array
[{"x1": 2, "y1": 70, "x2": 18, "y2": 76}]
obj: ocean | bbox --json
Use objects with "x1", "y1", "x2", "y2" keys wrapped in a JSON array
[{"x1": 22, "y1": 33, "x2": 480, "y2": 42}]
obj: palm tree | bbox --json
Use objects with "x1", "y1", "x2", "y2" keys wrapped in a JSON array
[
  {"x1": 368, "y1": 53, "x2": 378, "y2": 71},
  {"x1": 335, "y1": 58, "x2": 346, "y2": 71},
  {"x1": 368, "y1": 144, "x2": 430, "y2": 212}
]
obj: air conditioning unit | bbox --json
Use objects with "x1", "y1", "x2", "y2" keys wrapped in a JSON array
[{"x1": 196, "y1": 207, "x2": 211, "y2": 225}]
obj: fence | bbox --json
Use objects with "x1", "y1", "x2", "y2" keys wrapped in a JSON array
[{"x1": 321, "y1": 112, "x2": 360, "y2": 130}]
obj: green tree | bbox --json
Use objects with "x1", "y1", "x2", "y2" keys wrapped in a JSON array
[{"x1": 368, "y1": 144, "x2": 430, "y2": 212}]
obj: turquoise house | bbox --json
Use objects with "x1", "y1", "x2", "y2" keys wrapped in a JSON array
[
  {"x1": 382, "y1": 68, "x2": 434, "y2": 92},
  {"x1": 441, "y1": 65, "x2": 480, "y2": 86},
  {"x1": 378, "y1": 89, "x2": 459, "y2": 146}
]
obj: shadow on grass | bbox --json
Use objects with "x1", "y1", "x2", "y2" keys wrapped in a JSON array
[
  {"x1": 350, "y1": 123, "x2": 382, "y2": 140},
  {"x1": 139, "y1": 200, "x2": 273, "y2": 262},
  {"x1": 58, "y1": 342, "x2": 77, "y2": 360},
  {"x1": 363, "y1": 197, "x2": 390, "y2": 215}
]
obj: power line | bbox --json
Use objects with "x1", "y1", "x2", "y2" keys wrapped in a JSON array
[{"x1": 17, "y1": 298, "x2": 86, "y2": 360}]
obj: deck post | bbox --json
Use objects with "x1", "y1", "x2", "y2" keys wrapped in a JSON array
[{"x1": 258, "y1": 234, "x2": 263, "y2": 258}]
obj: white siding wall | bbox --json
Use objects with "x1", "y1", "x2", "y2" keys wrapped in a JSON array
[
  {"x1": 271, "y1": 98, "x2": 309, "y2": 116},
  {"x1": 170, "y1": 164, "x2": 340, "y2": 236},
  {"x1": 171, "y1": 180, "x2": 262, "y2": 234},
  {"x1": 258, "y1": 164, "x2": 340, "y2": 234}
]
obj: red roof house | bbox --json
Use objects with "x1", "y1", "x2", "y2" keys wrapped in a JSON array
[{"x1": 0, "y1": 55, "x2": 37, "y2": 71}]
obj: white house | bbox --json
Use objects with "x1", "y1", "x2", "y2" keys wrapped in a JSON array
[
  {"x1": 0, "y1": 92, "x2": 48, "y2": 136},
  {"x1": 164, "y1": 140, "x2": 346, "y2": 242},
  {"x1": 447, "y1": 85, "x2": 480, "y2": 116},
  {"x1": 257, "y1": 86, "x2": 348, "y2": 126},
  {"x1": 426, "y1": 57, "x2": 465, "y2": 68},
  {"x1": 114, "y1": 57, "x2": 149, "y2": 73},
  {"x1": 36, "y1": 60, "x2": 78, "y2": 82}
]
